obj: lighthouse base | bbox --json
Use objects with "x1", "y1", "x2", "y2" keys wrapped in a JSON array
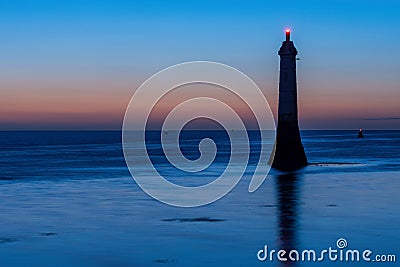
[{"x1": 272, "y1": 119, "x2": 307, "y2": 171}]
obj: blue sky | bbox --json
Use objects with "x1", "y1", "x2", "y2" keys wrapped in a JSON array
[{"x1": 0, "y1": 0, "x2": 399, "y2": 129}]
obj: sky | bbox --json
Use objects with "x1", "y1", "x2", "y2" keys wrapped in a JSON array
[{"x1": 0, "y1": 0, "x2": 399, "y2": 130}]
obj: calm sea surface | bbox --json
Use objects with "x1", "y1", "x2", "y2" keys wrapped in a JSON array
[{"x1": 0, "y1": 130, "x2": 399, "y2": 266}]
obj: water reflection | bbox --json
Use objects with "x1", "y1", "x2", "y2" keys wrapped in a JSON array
[{"x1": 275, "y1": 173, "x2": 302, "y2": 266}]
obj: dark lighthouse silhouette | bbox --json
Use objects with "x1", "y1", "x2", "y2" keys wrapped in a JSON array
[{"x1": 272, "y1": 29, "x2": 308, "y2": 171}]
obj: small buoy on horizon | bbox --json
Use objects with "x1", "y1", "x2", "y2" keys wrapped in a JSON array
[{"x1": 358, "y1": 128, "x2": 364, "y2": 138}]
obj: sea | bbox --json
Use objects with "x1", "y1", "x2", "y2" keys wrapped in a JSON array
[{"x1": 0, "y1": 130, "x2": 399, "y2": 266}]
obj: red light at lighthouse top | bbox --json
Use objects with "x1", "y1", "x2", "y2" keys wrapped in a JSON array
[{"x1": 285, "y1": 28, "x2": 291, "y2": 41}]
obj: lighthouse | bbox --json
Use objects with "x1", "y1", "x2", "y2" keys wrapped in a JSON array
[{"x1": 272, "y1": 29, "x2": 308, "y2": 171}]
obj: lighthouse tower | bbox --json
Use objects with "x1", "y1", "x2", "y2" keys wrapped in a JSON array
[{"x1": 272, "y1": 29, "x2": 307, "y2": 171}]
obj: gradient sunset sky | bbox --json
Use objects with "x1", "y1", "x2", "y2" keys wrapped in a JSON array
[{"x1": 1, "y1": 0, "x2": 399, "y2": 130}]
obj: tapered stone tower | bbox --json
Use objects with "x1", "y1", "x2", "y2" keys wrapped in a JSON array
[{"x1": 272, "y1": 29, "x2": 307, "y2": 171}]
